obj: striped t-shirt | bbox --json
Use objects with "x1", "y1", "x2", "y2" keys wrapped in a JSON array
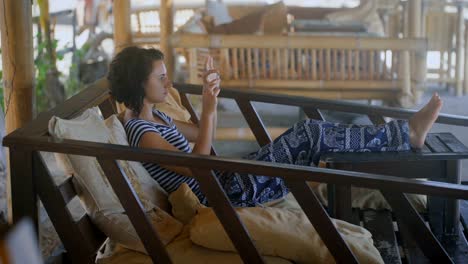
[{"x1": 124, "y1": 109, "x2": 205, "y2": 201}]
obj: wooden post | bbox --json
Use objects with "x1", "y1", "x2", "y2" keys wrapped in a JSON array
[
  {"x1": 455, "y1": 3, "x2": 464, "y2": 96},
  {"x1": 408, "y1": 0, "x2": 423, "y2": 104},
  {"x1": 113, "y1": 0, "x2": 132, "y2": 53},
  {"x1": 0, "y1": 0, "x2": 35, "y2": 224},
  {"x1": 160, "y1": 0, "x2": 174, "y2": 79},
  {"x1": 400, "y1": 51, "x2": 412, "y2": 107}
]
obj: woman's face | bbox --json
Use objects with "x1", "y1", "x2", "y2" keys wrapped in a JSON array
[{"x1": 143, "y1": 60, "x2": 171, "y2": 104}]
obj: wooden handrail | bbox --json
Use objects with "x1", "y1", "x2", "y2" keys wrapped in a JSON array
[
  {"x1": 4, "y1": 135, "x2": 468, "y2": 200},
  {"x1": 170, "y1": 33, "x2": 428, "y2": 51}
]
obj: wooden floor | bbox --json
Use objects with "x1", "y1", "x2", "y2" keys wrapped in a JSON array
[{"x1": 355, "y1": 199, "x2": 468, "y2": 263}]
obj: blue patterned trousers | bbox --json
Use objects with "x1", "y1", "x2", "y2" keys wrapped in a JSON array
[{"x1": 215, "y1": 119, "x2": 411, "y2": 207}]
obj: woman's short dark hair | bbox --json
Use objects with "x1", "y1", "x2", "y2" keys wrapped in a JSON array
[{"x1": 107, "y1": 46, "x2": 164, "y2": 114}]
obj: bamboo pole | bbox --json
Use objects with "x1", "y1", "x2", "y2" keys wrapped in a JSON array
[
  {"x1": 0, "y1": 0, "x2": 35, "y2": 224},
  {"x1": 113, "y1": 0, "x2": 132, "y2": 53},
  {"x1": 408, "y1": 0, "x2": 422, "y2": 103},
  {"x1": 455, "y1": 3, "x2": 464, "y2": 96},
  {"x1": 160, "y1": 0, "x2": 174, "y2": 79},
  {"x1": 400, "y1": 51, "x2": 412, "y2": 106},
  {"x1": 171, "y1": 34, "x2": 427, "y2": 51}
]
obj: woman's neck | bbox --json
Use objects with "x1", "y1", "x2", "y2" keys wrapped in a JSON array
[{"x1": 138, "y1": 103, "x2": 155, "y2": 120}]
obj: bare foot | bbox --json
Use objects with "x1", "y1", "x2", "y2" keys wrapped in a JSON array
[{"x1": 409, "y1": 93, "x2": 443, "y2": 148}]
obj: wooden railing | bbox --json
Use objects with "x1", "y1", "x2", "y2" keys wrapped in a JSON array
[
  {"x1": 4, "y1": 80, "x2": 468, "y2": 263},
  {"x1": 171, "y1": 34, "x2": 427, "y2": 105}
]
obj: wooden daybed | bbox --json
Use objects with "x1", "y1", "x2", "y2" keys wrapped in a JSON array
[
  {"x1": 3, "y1": 80, "x2": 468, "y2": 263},
  {"x1": 170, "y1": 34, "x2": 427, "y2": 107}
]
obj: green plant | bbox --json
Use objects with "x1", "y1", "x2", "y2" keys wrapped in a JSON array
[
  {"x1": 64, "y1": 43, "x2": 90, "y2": 97},
  {"x1": 34, "y1": 35, "x2": 64, "y2": 112}
]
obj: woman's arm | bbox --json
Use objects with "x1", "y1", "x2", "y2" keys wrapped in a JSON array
[
  {"x1": 139, "y1": 131, "x2": 194, "y2": 177},
  {"x1": 173, "y1": 120, "x2": 199, "y2": 142}
]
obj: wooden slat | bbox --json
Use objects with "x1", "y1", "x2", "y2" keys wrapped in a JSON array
[
  {"x1": 268, "y1": 48, "x2": 274, "y2": 78},
  {"x1": 426, "y1": 134, "x2": 451, "y2": 153},
  {"x1": 303, "y1": 107, "x2": 325, "y2": 121},
  {"x1": 171, "y1": 34, "x2": 427, "y2": 51},
  {"x1": 370, "y1": 50, "x2": 375, "y2": 80},
  {"x1": 239, "y1": 48, "x2": 246, "y2": 79},
  {"x1": 223, "y1": 48, "x2": 230, "y2": 79},
  {"x1": 290, "y1": 49, "x2": 295, "y2": 78},
  {"x1": 254, "y1": 48, "x2": 260, "y2": 79},
  {"x1": 350, "y1": 209, "x2": 360, "y2": 226},
  {"x1": 437, "y1": 133, "x2": 468, "y2": 152},
  {"x1": 362, "y1": 210, "x2": 402, "y2": 264},
  {"x1": 288, "y1": 181, "x2": 359, "y2": 263},
  {"x1": 261, "y1": 48, "x2": 266, "y2": 79},
  {"x1": 247, "y1": 48, "x2": 252, "y2": 80},
  {"x1": 276, "y1": 48, "x2": 281, "y2": 79},
  {"x1": 35, "y1": 152, "x2": 104, "y2": 264},
  {"x1": 332, "y1": 49, "x2": 337, "y2": 79},
  {"x1": 98, "y1": 97, "x2": 118, "y2": 119},
  {"x1": 382, "y1": 192, "x2": 453, "y2": 262},
  {"x1": 326, "y1": 49, "x2": 331, "y2": 80},
  {"x1": 58, "y1": 176, "x2": 77, "y2": 205},
  {"x1": 10, "y1": 148, "x2": 37, "y2": 226},
  {"x1": 397, "y1": 216, "x2": 430, "y2": 264},
  {"x1": 232, "y1": 48, "x2": 239, "y2": 80},
  {"x1": 6, "y1": 135, "x2": 468, "y2": 201},
  {"x1": 355, "y1": 50, "x2": 360, "y2": 80},
  {"x1": 319, "y1": 49, "x2": 324, "y2": 79},
  {"x1": 235, "y1": 100, "x2": 272, "y2": 146},
  {"x1": 283, "y1": 48, "x2": 288, "y2": 79},
  {"x1": 193, "y1": 168, "x2": 265, "y2": 264},
  {"x1": 444, "y1": 160, "x2": 462, "y2": 237},
  {"x1": 347, "y1": 50, "x2": 352, "y2": 80},
  {"x1": 304, "y1": 49, "x2": 310, "y2": 79},
  {"x1": 97, "y1": 158, "x2": 172, "y2": 264},
  {"x1": 340, "y1": 49, "x2": 346, "y2": 81},
  {"x1": 334, "y1": 184, "x2": 352, "y2": 222},
  {"x1": 311, "y1": 49, "x2": 317, "y2": 80},
  {"x1": 296, "y1": 48, "x2": 302, "y2": 79}
]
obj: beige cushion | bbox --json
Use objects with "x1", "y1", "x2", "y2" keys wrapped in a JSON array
[
  {"x1": 261, "y1": 1, "x2": 288, "y2": 34},
  {"x1": 311, "y1": 183, "x2": 426, "y2": 212},
  {"x1": 168, "y1": 183, "x2": 382, "y2": 263},
  {"x1": 325, "y1": 0, "x2": 384, "y2": 36},
  {"x1": 49, "y1": 108, "x2": 183, "y2": 253},
  {"x1": 169, "y1": 183, "x2": 206, "y2": 224},
  {"x1": 154, "y1": 87, "x2": 192, "y2": 122},
  {"x1": 97, "y1": 227, "x2": 293, "y2": 264},
  {"x1": 206, "y1": 1, "x2": 233, "y2": 26},
  {"x1": 177, "y1": 12, "x2": 207, "y2": 34},
  {"x1": 191, "y1": 207, "x2": 384, "y2": 264},
  {"x1": 211, "y1": 10, "x2": 265, "y2": 35}
]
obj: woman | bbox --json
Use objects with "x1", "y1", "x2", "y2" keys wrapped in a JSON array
[{"x1": 107, "y1": 46, "x2": 442, "y2": 207}]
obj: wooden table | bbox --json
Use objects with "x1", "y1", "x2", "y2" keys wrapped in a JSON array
[{"x1": 319, "y1": 132, "x2": 468, "y2": 239}]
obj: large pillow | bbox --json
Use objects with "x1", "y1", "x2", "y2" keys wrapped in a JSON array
[
  {"x1": 176, "y1": 12, "x2": 207, "y2": 34},
  {"x1": 154, "y1": 87, "x2": 192, "y2": 122},
  {"x1": 206, "y1": 0, "x2": 233, "y2": 26},
  {"x1": 261, "y1": 1, "x2": 288, "y2": 34},
  {"x1": 210, "y1": 9, "x2": 265, "y2": 35},
  {"x1": 97, "y1": 228, "x2": 293, "y2": 264},
  {"x1": 190, "y1": 207, "x2": 384, "y2": 264},
  {"x1": 168, "y1": 183, "x2": 206, "y2": 224},
  {"x1": 311, "y1": 183, "x2": 426, "y2": 212},
  {"x1": 49, "y1": 108, "x2": 183, "y2": 253}
]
